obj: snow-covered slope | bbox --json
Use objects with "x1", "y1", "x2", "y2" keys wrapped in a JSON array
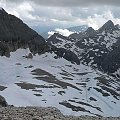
[{"x1": 0, "y1": 49, "x2": 119, "y2": 117}]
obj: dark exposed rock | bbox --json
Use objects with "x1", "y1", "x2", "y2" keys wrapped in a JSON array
[
  {"x1": 0, "y1": 8, "x2": 47, "y2": 56},
  {"x1": 25, "y1": 53, "x2": 33, "y2": 59},
  {"x1": 69, "y1": 27, "x2": 97, "y2": 40},
  {"x1": 69, "y1": 32, "x2": 83, "y2": 40},
  {"x1": 101, "y1": 37, "x2": 120, "y2": 73},
  {"x1": 84, "y1": 27, "x2": 97, "y2": 37},
  {"x1": 0, "y1": 95, "x2": 8, "y2": 107},
  {"x1": 47, "y1": 33, "x2": 80, "y2": 65},
  {"x1": 0, "y1": 42, "x2": 10, "y2": 57},
  {"x1": 47, "y1": 33, "x2": 74, "y2": 44},
  {"x1": 98, "y1": 20, "x2": 116, "y2": 33},
  {"x1": 53, "y1": 47, "x2": 80, "y2": 65},
  {"x1": 115, "y1": 24, "x2": 120, "y2": 29}
]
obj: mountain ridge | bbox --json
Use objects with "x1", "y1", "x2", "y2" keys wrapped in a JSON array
[{"x1": 47, "y1": 20, "x2": 120, "y2": 75}]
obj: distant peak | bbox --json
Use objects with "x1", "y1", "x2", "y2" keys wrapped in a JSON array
[
  {"x1": 86, "y1": 27, "x2": 95, "y2": 32},
  {"x1": 53, "y1": 32, "x2": 65, "y2": 37},
  {"x1": 98, "y1": 20, "x2": 115, "y2": 33},
  {"x1": 105, "y1": 20, "x2": 114, "y2": 26},
  {"x1": 84, "y1": 27, "x2": 96, "y2": 36}
]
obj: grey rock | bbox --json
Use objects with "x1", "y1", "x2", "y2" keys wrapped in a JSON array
[
  {"x1": 0, "y1": 8, "x2": 47, "y2": 56},
  {"x1": 0, "y1": 95, "x2": 8, "y2": 107}
]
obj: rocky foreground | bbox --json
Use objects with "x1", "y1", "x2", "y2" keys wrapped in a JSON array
[{"x1": 0, "y1": 106, "x2": 119, "y2": 120}]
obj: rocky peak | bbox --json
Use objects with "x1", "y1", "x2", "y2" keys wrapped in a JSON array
[
  {"x1": 47, "y1": 32, "x2": 71, "y2": 44},
  {"x1": 85, "y1": 27, "x2": 96, "y2": 36},
  {"x1": 0, "y1": 8, "x2": 48, "y2": 56},
  {"x1": 85, "y1": 27, "x2": 95, "y2": 33},
  {"x1": 52, "y1": 33, "x2": 66, "y2": 38},
  {"x1": 98, "y1": 20, "x2": 115, "y2": 33}
]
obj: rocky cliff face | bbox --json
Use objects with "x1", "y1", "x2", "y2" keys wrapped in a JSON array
[
  {"x1": 0, "y1": 95, "x2": 8, "y2": 107},
  {"x1": 98, "y1": 20, "x2": 117, "y2": 33},
  {"x1": 0, "y1": 8, "x2": 47, "y2": 56}
]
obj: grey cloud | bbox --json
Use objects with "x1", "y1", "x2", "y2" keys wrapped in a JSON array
[
  {"x1": 6, "y1": 0, "x2": 120, "y2": 7},
  {"x1": 3, "y1": 0, "x2": 120, "y2": 32}
]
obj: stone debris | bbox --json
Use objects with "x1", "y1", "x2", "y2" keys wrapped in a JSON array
[{"x1": 0, "y1": 106, "x2": 119, "y2": 120}]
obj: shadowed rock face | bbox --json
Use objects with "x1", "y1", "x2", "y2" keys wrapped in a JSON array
[
  {"x1": 0, "y1": 95, "x2": 8, "y2": 107},
  {"x1": 47, "y1": 33, "x2": 80, "y2": 65},
  {"x1": 0, "y1": 8, "x2": 47, "y2": 56},
  {"x1": 69, "y1": 27, "x2": 97, "y2": 40},
  {"x1": 101, "y1": 37, "x2": 120, "y2": 73},
  {"x1": 98, "y1": 20, "x2": 116, "y2": 33},
  {"x1": 53, "y1": 47, "x2": 80, "y2": 65}
]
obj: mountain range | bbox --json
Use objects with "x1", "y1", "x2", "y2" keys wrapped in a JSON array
[
  {"x1": 0, "y1": 8, "x2": 120, "y2": 117},
  {"x1": 41, "y1": 25, "x2": 88, "y2": 39},
  {"x1": 48, "y1": 20, "x2": 120, "y2": 75}
]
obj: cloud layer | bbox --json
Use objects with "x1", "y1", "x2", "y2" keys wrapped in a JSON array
[
  {"x1": 1, "y1": 0, "x2": 120, "y2": 33},
  {"x1": 6, "y1": 0, "x2": 120, "y2": 7}
]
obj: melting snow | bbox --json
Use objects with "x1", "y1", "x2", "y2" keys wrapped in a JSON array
[{"x1": 0, "y1": 49, "x2": 119, "y2": 117}]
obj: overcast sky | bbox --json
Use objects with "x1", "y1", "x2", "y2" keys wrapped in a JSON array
[{"x1": 1, "y1": 0, "x2": 120, "y2": 33}]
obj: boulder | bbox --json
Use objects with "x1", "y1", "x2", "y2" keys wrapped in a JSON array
[{"x1": 0, "y1": 95, "x2": 8, "y2": 107}]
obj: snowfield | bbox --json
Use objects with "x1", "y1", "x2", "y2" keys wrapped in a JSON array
[{"x1": 0, "y1": 49, "x2": 120, "y2": 117}]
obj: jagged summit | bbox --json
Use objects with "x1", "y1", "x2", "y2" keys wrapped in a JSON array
[
  {"x1": 0, "y1": 8, "x2": 39, "y2": 42},
  {"x1": 47, "y1": 32, "x2": 72, "y2": 44},
  {"x1": 85, "y1": 27, "x2": 95, "y2": 32},
  {"x1": 106, "y1": 20, "x2": 114, "y2": 24},
  {"x1": 85, "y1": 27, "x2": 96, "y2": 35},
  {"x1": 98, "y1": 20, "x2": 115, "y2": 32}
]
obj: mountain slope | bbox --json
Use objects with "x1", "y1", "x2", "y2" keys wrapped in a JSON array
[
  {"x1": 0, "y1": 48, "x2": 120, "y2": 116},
  {"x1": 48, "y1": 20, "x2": 120, "y2": 75},
  {"x1": 0, "y1": 8, "x2": 47, "y2": 56}
]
